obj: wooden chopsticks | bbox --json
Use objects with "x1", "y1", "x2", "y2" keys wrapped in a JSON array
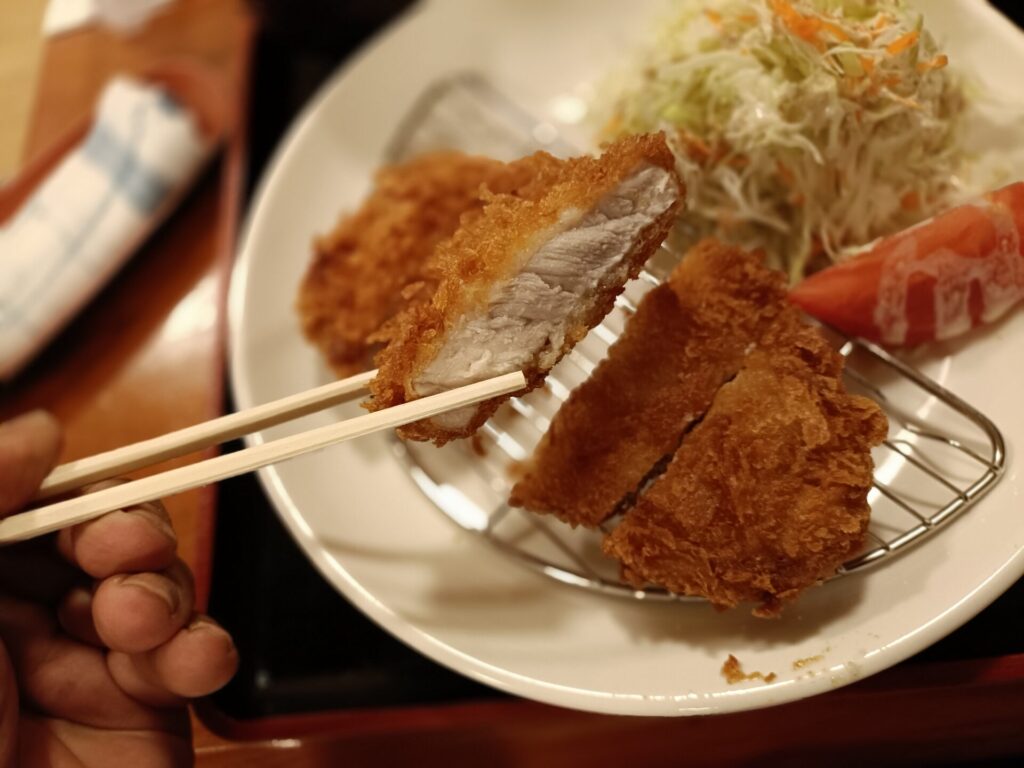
[
  {"x1": 35, "y1": 370, "x2": 379, "y2": 500},
  {"x1": 0, "y1": 370, "x2": 526, "y2": 544}
]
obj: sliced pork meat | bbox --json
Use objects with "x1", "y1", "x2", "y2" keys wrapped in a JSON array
[{"x1": 367, "y1": 133, "x2": 685, "y2": 444}]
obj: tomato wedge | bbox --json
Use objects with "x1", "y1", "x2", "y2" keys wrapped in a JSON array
[{"x1": 789, "y1": 182, "x2": 1024, "y2": 346}]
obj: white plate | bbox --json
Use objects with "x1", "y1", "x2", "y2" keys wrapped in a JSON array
[{"x1": 228, "y1": 0, "x2": 1024, "y2": 715}]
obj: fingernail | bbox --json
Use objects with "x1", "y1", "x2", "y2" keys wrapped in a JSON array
[
  {"x1": 188, "y1": 616, "x2": 224, "y2": 634},
  {"x1": 119, "y1": 574, "x2": 180, "y2": 614},
  {"x1": 188, "y1": 617, "x2": 237, "y2": 651}
]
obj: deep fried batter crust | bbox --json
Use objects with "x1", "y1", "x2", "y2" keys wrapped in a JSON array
[
  {"x1": 509, "y1": 240, "x2": 789, "y2": 527},
  {"x1": 602, "y1": 315, "x2": 888, "y2": 616},
  {"x1": 297, "y1": 151, "x2": 554, "y2": 377},
  {"x1": 368, "y1": 133, "x2": 684, "y2": 444}
]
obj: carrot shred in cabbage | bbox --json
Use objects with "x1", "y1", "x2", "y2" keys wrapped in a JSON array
[{"x1": 594, "y1": 0, "x2": 966, "y2": 281}]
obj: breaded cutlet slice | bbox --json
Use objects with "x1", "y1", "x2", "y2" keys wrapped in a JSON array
[
  {"x1": 509, "y1": 240, "x2": 790, "y2": 528},
  {"x1": 367, "y1": 133, "x2": 685, "y2": 445},
  {"x1": 297, "y1": 150, "x2": 559, "y2": 377},
  {"x1": 603, "y1": 316, "x2": 888, "y2": 617}
]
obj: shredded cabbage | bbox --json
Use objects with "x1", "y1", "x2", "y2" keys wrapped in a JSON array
[{"x1": 593, "y1": 0, "x2": 967, "y2": 281}]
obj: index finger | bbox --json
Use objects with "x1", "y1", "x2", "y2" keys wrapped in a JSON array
[
  {"x1": 57, "y1": 484, "x2": 178, "y2": 579},
  {"x1": 0, "y1": 411, "x2": 63, "y2": 517}
]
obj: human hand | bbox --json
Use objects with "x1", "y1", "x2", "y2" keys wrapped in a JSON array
[{"x1": 0, "y1": 411, "x2": 238, "y2": 767}]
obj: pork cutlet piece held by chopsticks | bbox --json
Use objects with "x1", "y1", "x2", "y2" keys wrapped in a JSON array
[
  {"x1": 509, "y1": 240, "x2": 791, "y2": 528},
  {"x1": 297, "y1": 150, "x2": 560, "y2": 377},
  {"x1": 603, "y1": 314, "x2": 889, "y2": 617},
  {"x1": 367, "y1": 133, "x2": 685, "y2": 444}
]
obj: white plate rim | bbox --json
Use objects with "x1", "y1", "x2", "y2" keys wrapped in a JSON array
[{"x1": 227, "y1": 0, "x2": 1024, "y2": 716}]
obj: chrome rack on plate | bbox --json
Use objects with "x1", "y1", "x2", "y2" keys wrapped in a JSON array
[{"x1": 385, "y1": 72, "x2": 1006, "y2": 602}]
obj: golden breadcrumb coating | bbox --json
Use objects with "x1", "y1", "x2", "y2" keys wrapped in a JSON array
[
  {"x1": 297, "y1": 151, "x2": 555, "y2": 377},
  {"x1": 603, "y1": 314, "x2": 888, "y2": 617},
  {"x1": 368, "y1": 133, "x2": 684, "y2": 444},
  {"x1": 509, "y1": 240, "x2": 789, "y2": 527}
]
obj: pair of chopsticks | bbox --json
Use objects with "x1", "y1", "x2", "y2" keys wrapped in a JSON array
[{"x1": 0, "y1": 370, "x2": 526, "y2": 544}]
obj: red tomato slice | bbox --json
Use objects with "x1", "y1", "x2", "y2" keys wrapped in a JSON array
[{"x1": 789, "y1": 182, "x2": 1024, "y2": 346}]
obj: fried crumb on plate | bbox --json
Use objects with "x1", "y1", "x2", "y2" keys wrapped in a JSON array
[
  {"x1": 721, "y1": 654, "x2": 777, "y2": 685},
  {"x1": 792, "y1": 654, "x2": 825, "y2": 670}
]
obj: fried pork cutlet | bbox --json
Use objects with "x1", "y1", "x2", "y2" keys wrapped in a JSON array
[
  {"x1": 603, "y1": 316, "x2": 888, "y2": 617},
  {"x1": 297, "y1": 150, "x2": 557, "y2": 377},
  {"x1": 509, "y1": 240, "x2": 790, "y2": 528},
  {"x1": 368, "y1": 133, "x2": 685, "y2": 444}
]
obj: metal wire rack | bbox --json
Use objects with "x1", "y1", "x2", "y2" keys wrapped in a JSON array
[{"x1": 385, "y1": 72, "x2": 1007, "y2": 601}]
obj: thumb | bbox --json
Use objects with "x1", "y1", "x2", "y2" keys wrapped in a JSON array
[{"x1": 0, "y1": 411, "x2": 63, "y2": 518}]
